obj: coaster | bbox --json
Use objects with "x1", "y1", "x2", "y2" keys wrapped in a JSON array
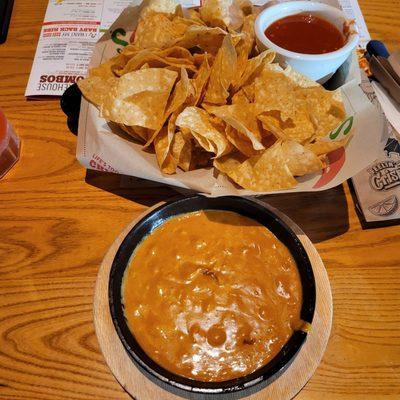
[{"x1": 94, "y1": 202, "x2": 332, "y2": 400}]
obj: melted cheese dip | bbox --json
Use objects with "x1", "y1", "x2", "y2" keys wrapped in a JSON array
[{"x1": 123, "y1": 210, "x2": 302, "y2": 382}]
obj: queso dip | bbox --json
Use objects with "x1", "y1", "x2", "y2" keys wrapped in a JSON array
[{"x1": 122, "y1": 210, "x2": 302, "y2": 382}]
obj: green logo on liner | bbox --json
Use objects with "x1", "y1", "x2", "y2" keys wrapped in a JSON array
[
  {"x1": 329, "y1": 116, "x2": 353, "y2": 140},
  {"x1": 111, "y1": 28, "x2": 129, "y2": 53}
]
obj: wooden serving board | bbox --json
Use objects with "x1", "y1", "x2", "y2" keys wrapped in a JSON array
[{"x1": 93, "y1": 201, "x2": 333, "y2": 400}]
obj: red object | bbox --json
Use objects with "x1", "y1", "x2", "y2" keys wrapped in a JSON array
[
  {"x1": 265, "y1": 13, "x2": 344, "y2": 55},
  {"x1": 0, "y1": 108, "x2": 20, "y2": 178},
  {"x1": 313, "y1": 147, "x2": 346, "y2": 189},
  {"x1": 42, "y1": 20, "x2": 100, "y2": 25}
]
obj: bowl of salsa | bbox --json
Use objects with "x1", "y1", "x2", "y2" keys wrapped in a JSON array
[
  {"x1": 109, "y1": 195, "x2": 316, "y2": 397},
  {"x1": 255, "y1": 1, "x2": 359, "y2": 82}
]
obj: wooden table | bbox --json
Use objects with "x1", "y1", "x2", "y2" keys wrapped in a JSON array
[{"x1": 0, "y1": 1, "x2": 399, "y2": 399}]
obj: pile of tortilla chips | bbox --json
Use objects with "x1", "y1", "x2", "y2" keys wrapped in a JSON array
[{"x1": 78, "y1": 0, "x2": 350, "y2": 192}]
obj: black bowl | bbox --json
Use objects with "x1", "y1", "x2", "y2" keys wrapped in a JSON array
[{"x1": 109, "y1": 195, "x2": 316, "y2": 398}]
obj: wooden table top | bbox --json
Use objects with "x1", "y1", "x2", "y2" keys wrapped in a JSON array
[{"x1": 1, "y1": 1, "x2": 399, "y2": 399}]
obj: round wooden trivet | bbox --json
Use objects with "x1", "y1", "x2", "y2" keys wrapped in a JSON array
[{"x1": 94, "y1": 202, "x2": 332, "y2": 400}]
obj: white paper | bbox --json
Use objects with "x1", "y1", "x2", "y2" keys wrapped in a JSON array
[
  {"x1": 352, "y1": 155, "x2": 400, "y2": 223},
  {"x1": 351, "y1": 71, "x2": 400, "y2": 223},
  {"x1": 352, "y1": 124, "x2": 400, "y2": 223},
  {"x1": 337, "y1": 0, "x2": 371, "y2": 47},
  {"x1": 25, "y1": 0, "x2": 133, "y2": 97},
  {"x1": 371, "y1": 81, "x2": 400, "y2": 137}
]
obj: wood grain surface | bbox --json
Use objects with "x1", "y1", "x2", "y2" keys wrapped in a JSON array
[{"x1": 0, "y1": 1, "x2": 399, "y2": 399}]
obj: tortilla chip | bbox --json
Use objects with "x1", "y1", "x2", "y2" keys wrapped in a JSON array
[
  {"x1": 153, "y1": 110, "x2": 186, "y2": 168},
  {"x1": 172, "y1": 130, "x2": 193, "y2": 171},
  {"x1": 225, "y1": 124, "x2": 259, "y2": 157},
  {"x1": 134, "y1": 12, "x2": 188, "y2": 50},
  {"x1": 282, "y1": 65, "x2": 320, "y2": 89},
  {"x1": 255, "y1": 66, "x2": 317, "y2": 143},
  {"x1": 100, "y1": 68, "x2": 178, "y2": 129},
  {"x1": 152, "y1": 68, "x2": 193, "y2": 171},
  {"x1": 191, "y1": 146, "x2": 213, "y2": 169},
  {"x1": 139, "y1": 0, "x2": 180, "y2": 19},
  {"x1": 231, "y1": 80, "x2": 255, "y2": 103},
  {"x1": 214, "y1": 141, "x2": 297, "y2": 191},
  {"x1": 261, "y1": 130, "x2": 277, "y2": 148},
  {"x1": 255, "y1": 65, "x2": 297, "y2": 112},
  {"x1": 158, "y1": 46, "x2": 194, "y2": 60},
  {"x1": 146, "y1": 67, "x2": 193, "y2": 146},
  {"x1": 175, "y1": 106, "x2": 231, "y2": 157},
  {"x1": 109, "y1": 49, "x2": 144, "y2": 76},
  {"x1": 257, "y1": 112, "x2": 287, "y2": 140},
  {"x1": 233, "y1": 49, "x2": 275, "y2": 91},
  {"x1": 301, "y1": 87, "x2": 347, "y2": 137},
  {"x1": 174, "y1": 4, "x2": 184, "y2": 18},
  {"x1": 118, "y1": 45, "x2": 141, "y2": 58},
  {"x1": 233, "y1": 14, "x2": 255, "y2": 83},
  {"x1": 204, "y1": 103, "x2": 265, "y2": 152},
  {"x1": 119, "y1": 124, "x2": 151, "y2": 143},
  {"x1": 306, "y1": 138, "x2": 349, "y2": 156},
  {"x1": 199, "y1": 0, "x2": 244, "y2": 30},
  {"x1": 242, "y1": 81, "x2": 256, "y2": 101},
  {"x1": 193, "y1": 53, "x2": 209, "y2": 68},
  {"x1": 167, "y1": 68, "x2": 193, "y2": 114},
  {"x1": 116, "y1": 49, "x2": 196, "y2": 76},
  {"x1": 264, "y1": 108, "x2": 314, "y2": 143},
  {"x1": 281, "y1": 140, "x2": 323, "y2": 176},
  {"x1": 180, "y1": 127, "x2": 192, "y2": 142},
  {"x1": 78, "y1": 76, "x2": 116, "y2": 106},
  {"x1": 237, "y1": 0, "x2": 253, "y2": 15},
  {"x1": 231, "y1": 88, "x2": 250, "y2": 104},
  {"x1": 175, "y1": 25, "x2": 227, "y2": 54},
  {"x1": 172, "y1": 15, "x2": 204, "y2": 29},
  {"x1": 88, "y1": 45, "x2": 145, "y2": 78},
  {"x1": 187, "y1": 9, "x2": 206, "y2": 25},
  {"x1": 203, "y1": 34, "x2": 237, "y2": 105},
  {"x1": 154, "y1": 126, "x2": 177, "y2": 174},
  {"x1": 88, "y1": 57, "x2": 121, "y2": 79},
  {"x1": 255, "y1": 65, "x2": 347, "y2": 140},
  {"x1": 189, "y1": 56, "x2": 211, "y2": 105}
]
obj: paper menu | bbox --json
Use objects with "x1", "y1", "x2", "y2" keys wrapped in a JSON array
[
  {"x1": 25, "y1": 0, "x2": 132, "y2": 97},
  {"x1": 350, "y1": 73, "x2": 400, "y2": 224},
  {"x1": 352, "y1": 132, "x2": 400, "y2": 224},
  {"x1": 25, "y1": 0, "x2": 206, "y2": 97}
]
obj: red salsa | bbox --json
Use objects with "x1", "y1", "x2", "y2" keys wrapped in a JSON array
[{"x1": 265, "y1": 13, "x2": 345, "y2": 55}]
